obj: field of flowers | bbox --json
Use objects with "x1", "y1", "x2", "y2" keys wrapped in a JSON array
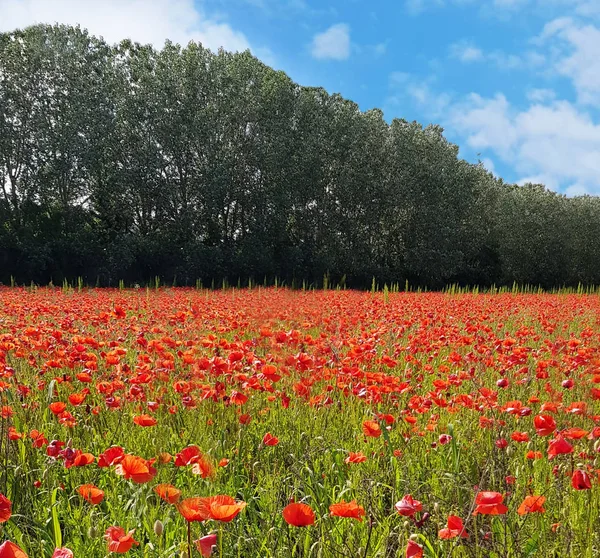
[{"x1": 0, "y1": 287, "x2": 599, "y2": 557}]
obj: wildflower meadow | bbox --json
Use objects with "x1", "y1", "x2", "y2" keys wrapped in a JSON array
[{"x1": 0, "y1": 286, "x2": 599, "y2": 557}]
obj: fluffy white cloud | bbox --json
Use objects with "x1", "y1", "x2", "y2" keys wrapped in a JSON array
[
  {"x1": 448, "y1": 39, "x2": 545, "y2": 70},
  {"x1": 448, "y1": 95, "x2": 600, "y2": 192},
  {"x1": 310, "y1": 23, "x2": 351, "y2": 61},
  {"x1": 395, "y1": 4, "x2": 600, "y2": 194},
  {"x1": 526, "y1": 88, "x2": 556, "y2": 103},
  {"x1": 0, "y1": 0, "x2": 254, "y2": 53},
  {"x1": 539, "y1": 17, "x2": 600, "y2": 106}
]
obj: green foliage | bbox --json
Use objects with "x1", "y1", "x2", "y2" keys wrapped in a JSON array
[{"x1": 1, "y1": 24, "x2": 600, "y2": 289}]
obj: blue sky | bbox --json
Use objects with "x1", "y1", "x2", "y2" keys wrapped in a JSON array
[{"x1": 2, "y1": 0, "x2": 600, "y2": 194}]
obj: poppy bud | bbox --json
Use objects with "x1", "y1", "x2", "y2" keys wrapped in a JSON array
[
  {"x1": 403, "y1": 521, "x2": 411, "y2": 529},
  {"x1": 153, "y1": 520, "x2": 164, "y2": 536},
  {"x1": 433, "y1": 502, "x2": 440, "y2": 513},
  {"x1": 594, "y1": 440, "x2": 600, "y2": 452},
  {"x1": 88, "y1": 525, "x2": 97, "y2": 538}
]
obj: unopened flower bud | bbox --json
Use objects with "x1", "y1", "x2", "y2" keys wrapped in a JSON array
[{"x1": 153, "y1": 520, "x2": 164, "y2": 536}]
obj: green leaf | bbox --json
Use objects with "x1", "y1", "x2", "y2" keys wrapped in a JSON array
[{"x1": 51, "y1": 487, "x2": 62, "y2": 549}]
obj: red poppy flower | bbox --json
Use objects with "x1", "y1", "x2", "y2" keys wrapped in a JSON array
[
  {"x1": 406, "y1": 540, "x2": 423, "y2": 558},
  {"x1": 104, "y1": 526, "x2": 139, "y2": 554},
  {"x1": 547, "y1": 436, "x2": 573, "y2": 459},
  {"x1": 98, "y1": 446, "x2": 125, "y2": 467},
  {"x1": 177, "y1": 498, "x2": 211, "y2": 522},
  {"x1": 174, "y1": 445, "x2": 202, "y2": 466},
  {"x1": 239, "y1": 414, "x2": 252, "y2": 425},
  {"x1": 178, "y1": 496, "x2": 246, "y2": 523},
  {"x1": 262, "y1": 432, "x2": 279, "y2": 446},
  {"x1": 345, "y1": 452, "x2": 367, "y2": 464},
  {"x1": 68, "y1": 451, "x2": 95, "y2": 468},
  {"x1": 534, "y1": 414, "x2": 556, "y2": 436},
  {"x1": 191, "y1": 454, "x2": 215, "y2": 479},
  {"x1": 439, "y1": 515, "x2": 468, "y2": 539},
  {"x1": 204, "y1": 495, "x2": 247, "y2": 522},
  {"x1": 282, "y1": 502, "x2": 315, "y2": 526},
  {"x1": 30, "y1": 430, "x2": 48, "y2": 448},
  {"x1": 78, "y1": 484, "x2": 104, "y2": 505},
  {"x1": 154, "y1": 484, "x2": 181, "y2": 504},
  {"x1": 329, "y1": 500, "x2": 365, "y2": 521},
  {"x1": 472, "y1": 492, "x2": 508, "y2": 515},
  {"x1": 52, "y1": 549, "x2": 73, "y2": 558},
  {"x1": 362, "y1": 420, "x2": 382, "y2": 438},
  {"x1": 49, "y1": 402, "x2": 67, "y2": 415},
  {"x1": 517, "y1": 495, "x2": 546, "y2": 515},
  {"x1": 0, "y1": 494, "x2": 12, "y2": 523},
  {"x1": 395, "y1": 495, "x2": 423, "y2": 517},
  {"x1": 133, "y1": 414, "x2": 157, "y2": 427},
  {"x1": 229, "y1": 391, "x2": 248, "y2": 405},
  {"x1": 68, "y1": 392, "x2": 87, "y2": 406},
  {"x1": 115, "y1": 455, "x2": 157, "y2": 484},
  {"x1": 572, "y1": 470, "x2": 592, "y2": 490},
  {"x1": 0, "y1": 541, "x2": 28, "y2": 558},
  {"x1": 563, "y1": 427, "x2": 587, "y2": 440},
  {"x1": 526, "y1": 450, "x2": 543, "y2": 459},
  {"x1": 195, "y1": 534, "x2": 218, "y2": 557}
]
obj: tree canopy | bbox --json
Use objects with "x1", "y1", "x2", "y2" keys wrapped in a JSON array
[{"x1": 1, "y1": 24, "x2": 599, "y2": 288}]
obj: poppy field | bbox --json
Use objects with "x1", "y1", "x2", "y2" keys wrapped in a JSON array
[{"x1": 0, "y1": 287, "x2": 599, "y2": 557}]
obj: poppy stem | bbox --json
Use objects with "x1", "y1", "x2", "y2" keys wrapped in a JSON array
[
  {"x1": 363, "y1": 515, "x2": 373, "y2": 558},
  {"x1": 187, "y1": 521, "x2": 192, "y2": 558}
]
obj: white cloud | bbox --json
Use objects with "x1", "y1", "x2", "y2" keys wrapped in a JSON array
[
  {"x1": 540, "y1": 18, "x2": 600, "y2": 106},
  {"x1": 407, "y1": 0, "x2": 600, "y2": 18},
  {"x1": 405, "y1": 0, "x2": 444, "y2": 15},
  {"x1": 482, "y1": 157, "x2": 497, "y2": 175},
  {"x1": 449, "y1": 95, "x2": 600, "y2": 193},
  {"x1": 451, "y1": 94, "x2": 519, "y2": 158},
  {"x1": 526, "y1": 88, "x2": 556, "y2": 102},
  {"x1": 398, "y1": 2, "x2": 600, "y2": 195},
  {"x1": 450, "y1": 40, "x2": 484, "y2": 62},
  {"x1": 310, "y1": 23, "x2": 350, "y2": 61},
  {"x1": 386, "y1": 73, "x2": 451, "y2": 120},
  {"x1": 448, "y1": 40, "x2": 544, "y2": 70},
  {"x1": 0, "y1": 0, "x2": 256, "y2": 54}
]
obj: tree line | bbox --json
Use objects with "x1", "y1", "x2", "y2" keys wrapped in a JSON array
[{"x1": 1, "y1": 24, "x2": 599, "y2": 289}]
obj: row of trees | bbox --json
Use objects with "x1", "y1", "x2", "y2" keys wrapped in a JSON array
[{"x1": 1, "y1": 24, "x2": 599, "y2": 288}]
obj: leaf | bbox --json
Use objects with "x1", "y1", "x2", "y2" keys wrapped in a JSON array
[{"x1": 51, "y1": 487, "x2": 62, "y2": 549}]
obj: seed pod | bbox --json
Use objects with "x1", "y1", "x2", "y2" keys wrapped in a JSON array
[{"x1": 153, "y1": 520, "x2": 164, "y2": 536}]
